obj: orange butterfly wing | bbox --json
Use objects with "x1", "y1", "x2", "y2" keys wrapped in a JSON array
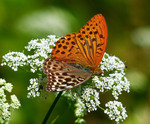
[{"x1": 51, "y1": 14, "x2": 107, "y2": 72}]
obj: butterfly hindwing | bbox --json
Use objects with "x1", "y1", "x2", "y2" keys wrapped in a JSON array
[{"x1": 43, "y1": 58, "x2": 92, "y2": 92}]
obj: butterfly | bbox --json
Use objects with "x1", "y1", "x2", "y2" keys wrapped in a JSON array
[{"x1": 44, "y1": 14, "x2": 107, "y2": 92}]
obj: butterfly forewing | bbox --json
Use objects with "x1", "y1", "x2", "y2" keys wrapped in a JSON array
[
  {"x1": 51, "y1": 33, "x2": 89, "y2": 66},
  {"x1": 51, "y1": 14, "x2": 107, "y2": 71},
  {"x1": 43, "y1": 58, "x2": 92, "y2": 92},
  {"x1": 76, "y1": 14, "x2": 107, "y2": 70}
]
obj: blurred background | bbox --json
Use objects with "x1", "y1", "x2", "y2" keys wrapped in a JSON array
[{"x1": 0, "y1": 0, "x2": 150, "y2": 124}]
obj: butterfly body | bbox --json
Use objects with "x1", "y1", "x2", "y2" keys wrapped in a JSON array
[{"x1": 44, "y1": 14, "x2": 107, "y2": 92}]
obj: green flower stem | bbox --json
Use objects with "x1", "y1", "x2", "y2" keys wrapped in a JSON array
[
  {"x1": 18, "y1": 66, "x2": 42, "y2": 76},
  {"x1": 98, "y1": 105, "x2": 105, "y2": 111},
  {"x1": 18, "y1": 66, "x2": 31, "y2": 73},
  {"x1": 42, "y1": 91, "x2": 63, "y2": 124}
]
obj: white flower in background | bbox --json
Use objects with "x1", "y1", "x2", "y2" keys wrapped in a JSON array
[
  {"x1": 0, "y1": 79, "x2": 6, "y2": 85},
  {"x1": 75, "y1": 98, "x2": 86, "y2": 117},
  {"x1": 1, "y1": 52, "x2": 27, "y2": 71},
  {"x1": 75, "y1": 118, "x2": 86, "y2": 124},
  {"x1": 100, "y1": 53, "x2": 125, "y2": 71},
  {"x1": 25, "y1": 35, "x2": 60, "y2": 73},
  {"x1": 1, "y1": 103, "x2": 10, "y2": 120},
  {"x1": 93, "y1": 53, "x2": 130, "y2": 99},
  {"x1": 27, "y1": 78, "x2": 40, "y2": 98},
  {"x1": 27, "y1": 76, "x2": 48, "y2": 98},
  {"x1": 5, "y1": 83, "x2": 13, "y2": 92},
  {"x1": 10, "y1": 95, "x2": 21, "y2": 109},
  {"x1": 81, "y1": 88, "x2": 100, "y2": 112},
  {"x1": 47, "y1": 35, "x2": 60, "y2": 46},
  {"x1": 0, "y1": 78, "x2": 21, "y2": 124},
  {"x1": 0, "y1": 87, "x2": 5, "y2": 96},
  {"x1": 104, "y1": 101, "x2": 128, "y2": 124},
  {"x1": 1, "y1": 35, "x2": 60, "y2": 73}
]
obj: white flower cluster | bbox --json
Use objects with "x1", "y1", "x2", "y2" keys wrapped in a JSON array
[
  {"x1": 1, "y1": 52, "x2": 27, "y2": 71},
  {"x1": 104, "y1": 101, "x2": 128, "y2": 124},
  {"x1": 64, "y1": 52, "x2": 129, "y2": 124},
  {"x1": 81, "y1": 88, "x2": 100, "y2": 112},
  {"x1": 27, "y1": 78, "x2": 40, "y2": 98},
  {"x1": 75, "y1": 98, "x2": 86, "y2": 117},
  {"x1": 100, "y1": 53, "x2": 125, "y2": 71},
  {"x1": 0, "y1": 78, "x2": 21, "y2": 124},
  {"x1": 25, "y1": 35, "x2": 60, "y2": 73},
  {"x1": 64, "y1": 86, "x2": 100, "y2": 121},
  {"x1": 93, "y1": 53, "x2": 130, "y2": 99},
  {"x1": 1, "y1": 35, "x2": 60, "y2": 73},
  {"x1": 70, "y1": 87, "x2": 100, "y2": 118},
  {"x1": 75, "y1": 118, "x2": 86, "y2": 124},
  {"x1": 1, "y1": 35, "x2": 60, "y2": 99},
  {"x1": 10, "y1": 95, "x2": 21, "y2": 109},
  {"x1": 27, "y1": 76, "x2": 48, "y2": 98}
]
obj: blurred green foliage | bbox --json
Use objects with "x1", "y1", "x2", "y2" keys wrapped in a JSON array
[{"x1": 0, "y1": 0, "x2": 150, "y2": 124}]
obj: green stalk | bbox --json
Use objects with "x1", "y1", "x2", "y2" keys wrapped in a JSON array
[
  {"x1": 98, "y1": 105, "x2": 105, "y2": 111},
  {"x1": 42, "y1": 91, "x2": 63, "y2": 124}
]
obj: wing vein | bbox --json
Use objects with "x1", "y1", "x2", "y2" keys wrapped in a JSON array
[
  {"x1": 78, "y1": 40, "x2": 92, "y2": 64},
  {"x1": 84, "y1": 38, "x2": 93, "y2": 63},
  {"x1": 74, "y1": 35, "x2": 92, "y2": 65},
  {"x1": 89, "y1": 35, "x2": 94, "y2": 58}
]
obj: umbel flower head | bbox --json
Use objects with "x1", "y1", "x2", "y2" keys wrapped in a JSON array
[
  {"x1": 1, "y1": 35, "x2": 130, "y2": 124},
  {"x1": 0, "y1": 78, "x2": 21, "y2": 124},
  {"x1": 104, "y1": 101, "x2": 128, "y2": 124}
]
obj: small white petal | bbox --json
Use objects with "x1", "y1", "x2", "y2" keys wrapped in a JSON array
[{"x1": 5, "y1": 83, "x2": 13, "y2": 92}]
